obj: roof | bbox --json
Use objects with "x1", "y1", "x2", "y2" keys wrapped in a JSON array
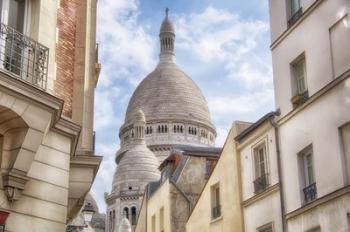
[
  {"x1": 234, "y1": 111, "x2": 279, "y2": 142},
  {"x1": 172, "y1": 144, "x2": 222, "y2": 157}
]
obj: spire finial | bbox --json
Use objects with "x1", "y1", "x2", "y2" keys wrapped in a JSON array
[{"x1": 165, "y1": 8, "x2": 169, "y2": 18}]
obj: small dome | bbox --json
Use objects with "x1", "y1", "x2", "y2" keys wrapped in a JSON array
[
  {"x1": 160, "y1": 8, "x2": 174, "y2": 34},
  {"x1": 112, "y1": 144, "x2": 160, "y2": 194},
  {"x1": 132, "y1": 108, "x2": 146, "y2": 123},
  {"x1": 160, "y1": 17, "x2": 174, "y2": 34}
]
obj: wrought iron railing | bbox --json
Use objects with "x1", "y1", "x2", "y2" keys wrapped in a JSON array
[
  {"x1": 0, "y1": 23, "x2": 49, "y2": 90},
  {"x1": 253, "y1": 173, "x2": 270, "y2": 193},
  {"x1": 288, "y1": 8, "x2": 303, "y2": 28},
  {"x1": 303, "y1": 182, "x2": 317, "y2": 203},
  {"x1": 211, "y1": 205, "x2": 221, "y2": 219}
]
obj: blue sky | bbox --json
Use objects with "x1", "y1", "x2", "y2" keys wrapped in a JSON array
[{"x1": 92, "y1": 0, "x2": 275, "y2": 213}]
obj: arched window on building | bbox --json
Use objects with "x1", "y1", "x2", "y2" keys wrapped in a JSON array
[
  {"x1": 112, "y1": 210, "x2": 115, "y2": 232},
  {"x1": 194, "y1": 128, "x2": 197, "y2": 135},
  {"x1": 109, "y1": 211, "x2": 112, "y2": 232},
  {"x1": 165, "y1": 125, "x2": 168, "y2": 133},
  {"x1": 131, "y1": 206, "x2": 137, "y2": 225},
  {"x1": 180, "y1": 126, "x2": 183, "y2": 133},
  {"x1": 173, "y1": 125, "x2": 176, "y2": 133},
  {"x1": 158, "y1": 125, "x2": 161, "y2": 133},
  {"x1": 123, "y1": 207, "x2": 129, "y2": 220}
]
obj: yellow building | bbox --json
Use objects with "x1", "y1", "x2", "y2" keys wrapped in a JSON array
[{"x1": 185, "y1": 122, "x2": 249, "y2": 232}]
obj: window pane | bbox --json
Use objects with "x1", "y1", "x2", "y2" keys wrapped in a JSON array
[
  {"x1": 8, "y1": 0, "x2": 25, "y2": 32},
  {"x1": 215, "y1": 187, "x2": 220, "y2": 206},
  {"x1": 291, "y1": 0, "x2": 300, "y2": 14}
]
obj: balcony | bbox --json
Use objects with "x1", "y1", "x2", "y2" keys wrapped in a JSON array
[
  {"x1": 0, "y1": 23, "x2": 49, "y2": 90},
  {"x1": 291, "y1": 90, "x2": 309, "y2": 109},
  {"x1": 303, "y1": 182, "x2": 317, "y2": 203},
  {"x1": 211, "y1": 205, "x2": 221, "y2": 219},
  {"x1": 288, "y1": 8, "x2": 303, "y2": 28},
  {"x1": 253, "y1": 173, "x2": 270, "y2": 194}
]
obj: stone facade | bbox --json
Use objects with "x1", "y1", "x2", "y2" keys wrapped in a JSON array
[{"x1": 0, "y1": 0, "x2": 101, "y2": 231}]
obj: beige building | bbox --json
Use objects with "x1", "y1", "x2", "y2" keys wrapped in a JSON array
[
  {"x1": 186, "y1": 117, "x2": 283, "y2": 232},
  {"x1": 269, "y1": 0, "x2": 350, "y2": 231},
  {"x1": 235, "y1": 113, "x2": 283, "y2": 232},
  {"x1": 0, "y1": 0, "x2": 101, "y2": 231},
  {"x1": 135, "y1": 145, "x2": 220, "y2": 232}
]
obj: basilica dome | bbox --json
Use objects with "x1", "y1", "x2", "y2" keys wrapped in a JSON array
[
  {"x1": 124, "y1": 62, "x2": 214, "y2": 128},
  {"x1": 118, "y1": 10, "x2": 216, "y2": 163}
]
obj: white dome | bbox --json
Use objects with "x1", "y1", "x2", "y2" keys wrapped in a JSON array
[
  {"x1": 124, "y1": 62, "x2": 214, "y2": 128},
  {"x1": 112, "y1": 144, "x2": 160, "y2": 194}
]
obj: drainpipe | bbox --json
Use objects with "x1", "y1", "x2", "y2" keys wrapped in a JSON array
[{"x1": 269, "y1": 110, "x2": 287, "y2": 232}]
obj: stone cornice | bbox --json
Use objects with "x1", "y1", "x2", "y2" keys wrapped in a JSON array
[
  {"x1": 286, "y1": 185, "x2": 350, "y2": 220},
  {"x1": 70, "y1": 155, "x2": 102, "y2": 177},
  {"x1": 0, "y1": 70, "x2": 63, "y2": 120},
  {"x1": 242, "y1": 183, "x2": 280, "y2": 207}
]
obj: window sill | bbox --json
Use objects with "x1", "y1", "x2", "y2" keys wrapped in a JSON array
[{"x1": 210, "y1": 216, "x2": 223, "y2": 224}]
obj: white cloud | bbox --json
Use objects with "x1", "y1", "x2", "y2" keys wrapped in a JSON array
[
  {"x1": 175, "y1": 6, "x2": 272, "y2": 89},
  {"x1": 97, "y1": 0, "x2": 157, "y2": 88}
]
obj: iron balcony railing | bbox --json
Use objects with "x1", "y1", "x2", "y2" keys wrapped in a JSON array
[
  {"x1": 212, "y1": 205, "x2": 221, "y2": 219},
  {"x1": 0, "y1": 23, "x2": 49, "y2": 90},
  {"x1": 303, "y1": 182, "x2": 317, "y2": 203},
  {"x1": 253, "y1": 173, "x2": 270, "y2": 194},
  {"x1": 288, "y1": 8, "x2": 303, "y2": 28}
]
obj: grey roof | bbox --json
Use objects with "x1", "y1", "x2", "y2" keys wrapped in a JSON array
[
  {"x1": 234, "y1": 111, "x2": 278, "y2": 142},
  {"x1": 172, "y1": 144, "x2": 222, "y2": 157}
]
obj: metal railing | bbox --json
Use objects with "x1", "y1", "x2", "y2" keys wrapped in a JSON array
[
  {"x1": 303, "y1": 182, "x2": 317, "y2": 203},
  {"x1": 288, "y1": 8, "x2": 303, "y2": 28},
  {"x1": 0, "y1": 23, "x2": 49, "y2": 90},
  {"x1": 211, "y1": 205, "x2": 221, "y2": 219},
  {"x1": 253, "y1": 173, "x2": 270, "y2": 193}
]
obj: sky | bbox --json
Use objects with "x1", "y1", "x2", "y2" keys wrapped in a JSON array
[{"x1": 91, "y1": 0, "x2": 275, "y2": 213}]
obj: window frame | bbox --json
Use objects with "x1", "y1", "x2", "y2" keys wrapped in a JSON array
[
  {"x1": 210, "y1": 182, "x2": 221, "y2": 220},
  {"x1": 291, "y1": 53, "x2": 308, "y2": 96},
  {"x1": 298, "y1": 144, "x2": 317, "y2": 203},
  {"x1": 257, "y1": 222, "x2": 274, "y2": 232}
]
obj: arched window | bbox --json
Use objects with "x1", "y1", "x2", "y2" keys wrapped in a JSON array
[
  {"x1": 131, "y1": 130, "x2": 134, "y2": 138},
  {"x1": 109, "y1": 211, "x2": 112, "y2": 232},
  {"x1": 180, "y1": 126, "x2": 183, "y2": 133},
  {"x1": 173, "y1": 125, "x2": 176, "y2": 133},
  {"x1": 150, "y1": 127, "x2": 153, "y2": 134},
  {"x1": 158, "y1": 125, "x2": 161, "y2": 133},
  {"x1": 161, "y1": 125, "x2": 164, "y2": 133},
  {"x1": 194, "y1": 128, "x2": 197, "y2": 135},
  {"x1": 165, "y1": 125, "x2": 168, "y2": 133},
  {"x1": 112, "y1": 210, "x2": 115, "y2": 231},
  {"x1": 131, "y1": 206, "x2": 137, "y2": 225},
  {"x1": 124, "y1": 207, "x2": 129, "y2": 219}
]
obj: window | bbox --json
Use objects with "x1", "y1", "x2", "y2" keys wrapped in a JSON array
[
  {"x1": 151, "y1": 214, "x2": 156, "y2": 232},
  {"x1": 205, "y1": 159, "x2": 217, "y2": 179},
  {"x1": 112, "y1": 210, "x2": 115, "y2": 232},
  {"x1": 287, "y1": 0, "x2": 303, "y2": 27},
  {"x1": 257, "y1": 222, "x2": 274, "y2": 232},
  {"x1": 299, "y1": 145, "x2": 317, "y2": 203},
  {"x1": 1, "y1": 0, "x2": 26, "y2": 33},
  {"x1": 123, "y1": 207, "x2": 129, "y2": 219},
  {"x1": 131, "y1": 207, "x2": 137, "y2": 225},
  {"x1": 211, "y1": 183, "x2": 221, "y2": 219},
  {"x1": 291, "y1": 55, "x2": 308, "y2": 108},
  {"x1": 160, "y1": 207, "x2": 164, "y2": 232},
  {"x1": 340, "y1": 123, "x2": 350, "y2": 183},
  {"x1": 253, "y1": 141, "x2": 269, "y2": 193}
]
